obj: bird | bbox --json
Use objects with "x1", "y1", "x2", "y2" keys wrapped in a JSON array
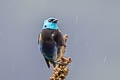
[{"x1": 38, "y1": 17, "x2": 65, "y2": 68}]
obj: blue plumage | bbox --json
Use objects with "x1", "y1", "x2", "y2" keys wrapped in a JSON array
[{"x1": 42, "y1": 17, "x2": 59, "y2": 30}]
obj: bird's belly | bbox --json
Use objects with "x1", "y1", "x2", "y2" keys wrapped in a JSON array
[{"x1": 40, "y1": 43, "x2": 57, "y2": 56}]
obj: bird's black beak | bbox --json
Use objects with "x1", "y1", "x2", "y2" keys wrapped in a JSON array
[{"x1": 53, "y1": 19, "x2": 58, "y2": 23}]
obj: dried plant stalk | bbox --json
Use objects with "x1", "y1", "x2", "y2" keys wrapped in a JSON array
[{"x1": 50, "y1": 34, "x2": 72, "y2": 80}]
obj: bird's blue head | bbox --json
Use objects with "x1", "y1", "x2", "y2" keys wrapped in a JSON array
[{"x1": 42, "y1": 17, "x2": 59, "y2": 30}]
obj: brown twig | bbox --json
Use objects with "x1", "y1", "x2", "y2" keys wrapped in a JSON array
[{"x1": 50, "y1": 34, "x2": 72, "y2": 80}]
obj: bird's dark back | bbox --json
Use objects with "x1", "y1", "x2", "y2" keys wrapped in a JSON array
[
  {"x1": 40, "y1": 29, "x2": 58, "y2": 55},
  {"x1": 41, "y1": 29, "x2": 57, "y2": 43},
  {"x1": 41, "y1": 29, "x2": 64, "y2": 48}
]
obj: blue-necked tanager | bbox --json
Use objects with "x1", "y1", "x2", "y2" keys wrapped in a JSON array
[{"x1": 38, "y1": 17, "x2": 65, "y2": 68}]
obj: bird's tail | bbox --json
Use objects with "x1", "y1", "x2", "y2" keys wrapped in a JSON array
[{"x1": 44, "y1": 58, "x2": 50, "y2": 68}]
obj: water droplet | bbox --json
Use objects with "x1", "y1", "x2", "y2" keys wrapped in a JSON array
[
  {"x1": 75, "y1": 16, "x2": 78, "y2": 24},
  {"x1": 104, "y1": 56, "x2": 107, "y2": 64}
]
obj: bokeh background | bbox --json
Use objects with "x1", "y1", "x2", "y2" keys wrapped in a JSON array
[{"x1": 0, "y1": 0, "x2": 120, "y2": 80}]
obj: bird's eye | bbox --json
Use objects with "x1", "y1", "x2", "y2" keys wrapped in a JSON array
[{"x1": 48, "y1": 19, "x2": 54, "y2": 22}]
